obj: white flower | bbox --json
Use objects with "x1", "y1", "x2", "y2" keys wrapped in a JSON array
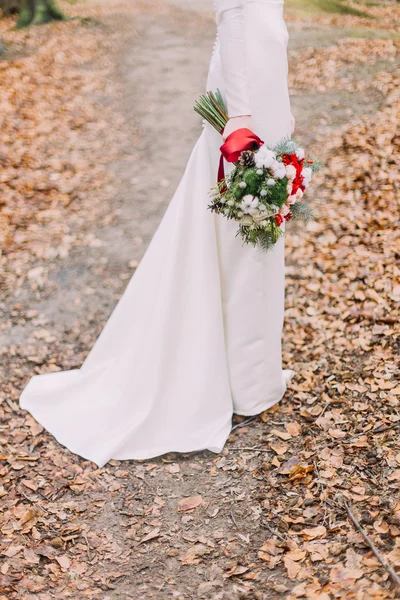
[
  {"x1": 295, "y1": 188, "x2": 304, "y2": 200},
  {"x1": 239, "y1": 181, "x2": 247, "y2": 189},
  {"x1": 296, "y1": 147, "x2": 305, "y2": 161},
  {"x1": 271, "y1": 160, "x2": 286, "y2": 179},
  {"x1": 227, "y1": 200, "x2": 235, "y2": 206},
  {"x1": 260, "y1": 189, "x2": 268, "y2": 196},
  {"x1": 256, "y1": 169, "x2": 263, "y2": 175},
  {"x1": 255, "y1": 145, "x2": 276, "y2": 169},
  {"x1": 286, "y1": 183, "x2": 293, "y2": 195},
  {"x1": 280, "y1": 204, "x2": 290, "y2": 216},
  {"x1": 270, "y1": 204, "x2": 279, "y2": 212},
  {"x1": 302, "y1": 167, "x2": 313, "y2": 186},
  {"x1": 267, "y1": 178, "x2": 276, "y2": 187},
  {"x1": 285, "y1": 164, "x2": 297, "y2": 180},
  {"x1": 259, "y1": 204, "x2": 267, "y2": 211},
  {"x1": 237, "y1": 210, "x2": 244, "y2": 217},
  {"x1": 240, "y1": 194, "x2": 259, "y2": 215}
]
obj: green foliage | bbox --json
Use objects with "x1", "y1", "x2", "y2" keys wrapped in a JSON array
[
  {"x1": 193, "y1": 90, "x2": 228, "y2": 133},
  {"x1": 291, "y1": 201, "x2": 315, "y2": 222},
  {"x1": 267, "y1": 177, "x2": 288, "y2": 208},
  {"x1": 273, "y1": 137, "x2": 299, "y2": 156},
  {"x1": 285, "y1": 0, "x2": 373, "y2": 17},
  {"x1": 239, "y1": 221, "x2": 284, "y2": 250},
  {"x1": 309, "y1": 155, "x2": 323, "y2": 173},
  {"x1": 15, "y1": 0, "x2": 66, "y2": 28},
  {"x1": 243, "y1": 169, "x2": 261, "y2": 194}
]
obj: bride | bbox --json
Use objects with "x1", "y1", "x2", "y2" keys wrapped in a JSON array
[{"x1": 20, "y1": 0, "x2": 294, "y2": 467}]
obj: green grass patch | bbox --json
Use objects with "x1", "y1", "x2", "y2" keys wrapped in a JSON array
[
  {"x1": 286, "y1": 0, "x2": 373, "y2": 17},
  {"x1": 346, "y1": 27, "x2": 400, "y2": 39}
]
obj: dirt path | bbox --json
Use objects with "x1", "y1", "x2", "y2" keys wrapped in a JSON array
[
  {"x1": 3, "y1": 0, "x2": 387, "y2": 340},
  {"x1": 1, "y1": 1, "x2": 399, "y2": 599}
]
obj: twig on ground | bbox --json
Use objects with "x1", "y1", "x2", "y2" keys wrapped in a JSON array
[
  {"x1": 345, "y1": 421, "x2": 400, "y2": 444},
  {"x1": 313, "y1": 459, "x2": 330, "y2": 525},
  {"x1": 229, "y1": 447, "x2": 270, "y2": 453},
  {"x1": 230, "y1": 510, "x2": 239, "y2": 529},
  {"x1": 344, "y1": 500, "x2": 400, "y2": 588},
  {"x1": 263, "y1": 522, "x2": 286, "y2": 543},
  {"x1": 82, "y1": 531, "x2": 93, "y2": 560},
  {"x1": 231, "y1": 416, "x2": 258, "y2": 432},
  {"x1": 20, "y1": 491, "x2": 50, "y2": 513}
]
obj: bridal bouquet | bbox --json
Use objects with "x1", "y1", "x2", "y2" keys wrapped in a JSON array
[{"x1": 194, "y1": 91, "x2": 321, "y2": 251}]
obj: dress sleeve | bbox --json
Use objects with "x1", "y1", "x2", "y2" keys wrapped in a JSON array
[
  {"x1": 214, "y1": 0, "x2": 252, "y2": 118},
  {"x1": 215, "y1": 0, "x2": 290, "y2": 127}
]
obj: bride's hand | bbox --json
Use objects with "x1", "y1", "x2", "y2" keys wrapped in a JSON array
[{"x1": 223, "y1": 115, "x2": 253, "y2": 140}]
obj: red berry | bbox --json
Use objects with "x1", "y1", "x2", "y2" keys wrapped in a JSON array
[{"x1": 276, "y1": 214, "x2": 284, "y2": 226}]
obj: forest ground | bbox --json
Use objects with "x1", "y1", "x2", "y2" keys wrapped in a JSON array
[{"x1": 0, "y1": 0, "x2": 399, "y2": 598}]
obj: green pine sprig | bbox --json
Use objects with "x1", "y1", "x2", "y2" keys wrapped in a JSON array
[
  {"x1": 273, "y1": 137, "x2": 299, "y2": 156},
  {"x1": 194, "y1": 89, "x2": 228, "y2": 134},
  {"x1": 291, "y1": 201, "x2": 315, "y2": 222},
  {"x1": 308, "y1": 155, "x2": 323, "y2": 173}
]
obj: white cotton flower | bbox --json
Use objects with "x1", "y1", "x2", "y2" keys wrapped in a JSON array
[
  {"x1": 255, "y1": 146, "x2": 276, "y2": 169},
  {"x1": 296, "y1": 188, "x2": 304, "y2": 200},
  {"x1": 272, "y1": 161, "x2": 286, "y2": 180},
  {"x1": 267, "y1": 178, "x2": 276, "y2": 187},
  {"x1": 302, "y1": 167, "x2": 313, "y2": 186},
  {"x1": 256, "y1": 169, "x2": 263, "y2": 175},
  {"x1": 285, "y1": 164, "x2": 297, "y2": 180},
  {"x1": 296, "y1": 147, "x2": 305, "y2": 161},
  {"x1": 280, "y1": 204, "x2": 290, "y2": 216},
  {"x1": 240, "y1": 194, "x2": 259, "y2": 215},
  {"x1": 239, "y1": 181, "x2": 247, "y2": 189},
  {"x1": 260, "y1": 189, "x2": 268, "y2": 197}
]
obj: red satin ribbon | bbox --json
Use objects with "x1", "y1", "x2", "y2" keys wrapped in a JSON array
[{"x1": 218, "y1": 128, "x2": 264, "y2": 186}]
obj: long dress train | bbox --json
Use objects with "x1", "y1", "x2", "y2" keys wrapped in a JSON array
[{"x1": 20, "y1": 0, "x2": 292, "y2": 467}]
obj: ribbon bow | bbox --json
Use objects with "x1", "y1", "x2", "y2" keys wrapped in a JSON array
[{"x1": 218, "y1": 128, "x2": 264, "y2": 187}]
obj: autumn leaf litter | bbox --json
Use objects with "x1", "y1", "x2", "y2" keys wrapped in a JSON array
[{"x1": 0, "y1": 0, "x2": 399, "y2": 599}]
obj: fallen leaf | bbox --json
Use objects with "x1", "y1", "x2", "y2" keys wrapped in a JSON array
[
  {"x1": 55, "y1": 555, "x2": 70, "y2": 570},
  {"x1": 301, "y1": 526, "x2": 327, "y2": 540},
  {"x1": 178, "y1": 496, "x2": 203, "y2": 513}
]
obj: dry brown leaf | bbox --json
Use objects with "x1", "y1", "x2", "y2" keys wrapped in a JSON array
[
  {"x1": 178, "y1": 496, "x2": 203, "y2": 513},
  {"x1": 55, "y1": 555, "x2": 70, "y2": 570},
  {"x1": 301, "y1": 526, "x2": 327, "y2": 540},
  {"x1": 271, "y1": 428, "x2": 292, "y2": 441},
  {"x1": 270, "y1": 442, "x2": 289, "y2": 456},
  {"x1": 284, "y1": 556, "x2": 302, "y2": 580},
  {"x1": 286, "y1": 421, "x2": 301, "y2": 437},
  {"x1": 139, "y1": 527, "x2": 160, "y2": 544}
]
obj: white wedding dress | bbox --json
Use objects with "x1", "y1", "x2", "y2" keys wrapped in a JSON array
[{"x1": 20, "y1": 0, "x2": 292, "y2": 467}]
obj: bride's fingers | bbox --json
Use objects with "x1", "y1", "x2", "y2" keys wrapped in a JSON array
[{"x1": 223, "y1": 115, "x2": 253, "y2": 140}]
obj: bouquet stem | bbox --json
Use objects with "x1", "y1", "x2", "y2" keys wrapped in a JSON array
[{"x1": 193, "y1": 90, "x2": 228, "y2": 134}]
